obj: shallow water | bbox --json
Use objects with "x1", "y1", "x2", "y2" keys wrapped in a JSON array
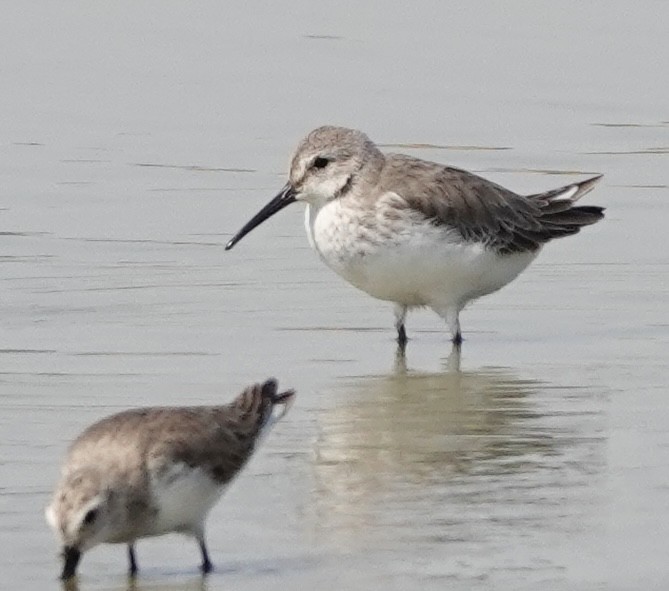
[{"x1": 1, "y1": 2, "x2": 668, "y2": 590}]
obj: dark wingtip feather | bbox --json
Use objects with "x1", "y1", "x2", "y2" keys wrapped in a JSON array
[
  {"x1": 577, "y1": 204, "x2": 606, "y2": 218},
  {"x1": 502, "y1": 177, "x2": 605, "y2": 252},
  {"x1": 543, "y1": 205, "x2": 605, "y2": 226},
  {"x1": 573, "y1": 174, "x2": 604, "y2": 200}
]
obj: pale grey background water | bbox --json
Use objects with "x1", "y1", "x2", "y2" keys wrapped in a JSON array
[{"x1": 1, "y1": 2, "x2": 668, "y2": 590}]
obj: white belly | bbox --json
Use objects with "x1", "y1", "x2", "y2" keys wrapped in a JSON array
[
  {"x1": 148, "y1": 463, "x2": 225, "y2": 537},
  {"x1": 305, "y1": 200, "x2": 538, "y2": 310}
]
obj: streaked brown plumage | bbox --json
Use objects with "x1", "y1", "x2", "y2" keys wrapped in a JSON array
[{"x1": 46, "y1": 378, "x2": 295, "y2": 580}]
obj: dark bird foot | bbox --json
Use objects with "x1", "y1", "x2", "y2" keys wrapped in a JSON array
[
  {"x1": 199, "y1": 539, "x2": 213, "y2": 575},
  {"x1": 128, "y1": 544, "x2": 138, "y2": 577},
  {"x1": 200, "y1": 559, "x2": 213, "y2": 575},
  {"x1": 397, "y1": 324, "x2": 408, "y2": 347}
]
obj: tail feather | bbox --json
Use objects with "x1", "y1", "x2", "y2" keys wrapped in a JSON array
[
  {"x1": 531, "y1": 175, "x2": 605, "y2": 236},
  {"x1": 531, "y1": 174, "x2": 603, "y2": 204},
  {"x1": 540, "y1": 198, "x2": 576, "y2": 215},
  {"x1": 514, "y1": 225, "x2": 580, "y2": 245},
  {"x1": 493, "y1": 175, "x2": 605, "y2": 253},
  {"x1": 541, "y1": 205, "x2": 605, "y2": 226}
]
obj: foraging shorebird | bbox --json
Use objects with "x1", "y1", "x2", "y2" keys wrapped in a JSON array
[
  {"x1": 226, "y1": 126, "x2": 604, "y2": 347},
  {"x1": 45, "y1": 378, "x2": 295, "y2": 580}
]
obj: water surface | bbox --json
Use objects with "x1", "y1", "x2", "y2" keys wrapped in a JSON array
[{"x1": 1, "y1": 2, "x2": 668, "y2": 590}]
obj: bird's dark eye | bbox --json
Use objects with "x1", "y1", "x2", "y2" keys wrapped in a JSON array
[
  {"x1": 83, "y1": 508, "x2": 98, "y2": 525},
  {"x1": 312, "y1": 157, "x2": 330, "y2": 169}
]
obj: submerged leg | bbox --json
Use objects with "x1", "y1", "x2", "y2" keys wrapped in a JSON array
[
  {"x1": 447, "y1": 308, "x2": 462, "y2": 346},
  {"x1": 444, "y1": 342, "x2": 462, "y2": 372},
  {"x1": 394, "y1": 304, "x2": 408, "y2": 347},
  {"x1": 198, "y1": 537, "x2": 213, "y2": 574},
  {"x1": 434, "y1": 306, "x2": 463, "y2": 346},
  {"x1": 128, "y1": 544, "x2": 138, "y2": 576},
  {"x1": 394, "y1": 337, "x2": 408, "y2": 374}
]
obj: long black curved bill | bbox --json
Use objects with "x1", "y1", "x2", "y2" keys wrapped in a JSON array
[
  {"x1": 61, "y1": 546, "x2": 81, "y2": 580},
  {"x1": 225, "y1": 184, "x2": 296, "y2": 250}
]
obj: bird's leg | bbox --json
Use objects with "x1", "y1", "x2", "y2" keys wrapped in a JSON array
[
  {"x1": 127, "y1": 543, "x2": 138, "y2": 577},
  {"x1": 397, "y1": 325, "x2": 407, "y2": 347},
  {"x1": 436, "y1": 306, "x2": 462, "y2": 347},
  {"x1": 394, "y1": 304, "x2": 408, "y2": 347},
  {"x1": 394, "y1": 343, "x2": 408, "y2": 374},
  {"x1": 198, "y1": 537, "x2": 213, "y2": 574}
]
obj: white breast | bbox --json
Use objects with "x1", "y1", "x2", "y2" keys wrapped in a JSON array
[{"x1": 304, "y1": 195, "x2": 538, "y2": 310}]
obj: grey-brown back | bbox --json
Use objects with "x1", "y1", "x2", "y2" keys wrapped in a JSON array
[
  {"x1": 378, "y1": 154, "x2": 604, "y2": 254},
  {"x1": 66, "y1": 379, "x2": 294, "y2": 487}
]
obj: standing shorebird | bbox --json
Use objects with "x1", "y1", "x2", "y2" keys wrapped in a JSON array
[
  {"x1": 226, "y1": 126, "x2": 604, "y2": 347},
  {"x1": 45, "y1": 378, "x2": 295, "y2": 580}
]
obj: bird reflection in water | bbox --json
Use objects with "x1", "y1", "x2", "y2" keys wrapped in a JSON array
[
  {"x1": 310, "y1": 365, "x2": 555, "y2": 546},
  {"x1": 61, "y1": 571, "x2": 211, "y2": 591}
]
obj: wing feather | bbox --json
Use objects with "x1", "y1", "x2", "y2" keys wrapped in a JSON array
[{"x1": 378, "y1": 155, "x2": 604, "y2": 254}]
